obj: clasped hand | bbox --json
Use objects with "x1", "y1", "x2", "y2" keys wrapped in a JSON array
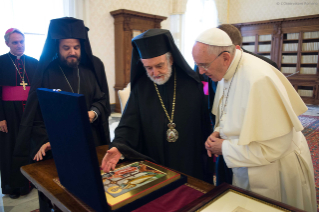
[{"x1": 205, "y1": 131, "x2": 224, "y2": 157}]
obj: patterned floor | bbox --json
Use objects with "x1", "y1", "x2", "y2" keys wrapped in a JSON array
[{"x1": 299, "y1": 113, "x2": 319, "y2": 211}]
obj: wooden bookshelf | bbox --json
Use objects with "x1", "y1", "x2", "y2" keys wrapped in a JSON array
[{"x1": 234, "y1": 14, "x2": 319, "y2": 105}]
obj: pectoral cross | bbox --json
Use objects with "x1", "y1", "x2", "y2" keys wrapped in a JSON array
[{"x1": 20, "y1": 80, "x2": 28, "y2": 90}]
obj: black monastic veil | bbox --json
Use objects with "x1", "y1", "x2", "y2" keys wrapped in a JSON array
[
  {"x1": 110, "y1": 29, "x2": 213, "y2": 182},
  {"x1": 12, "y1": 17, "x2": 111, "y2": 188}
]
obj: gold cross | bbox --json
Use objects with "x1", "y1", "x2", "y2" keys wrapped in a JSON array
[{"x1": 20, "y1": 80, "x2": 28, "y2": 90}]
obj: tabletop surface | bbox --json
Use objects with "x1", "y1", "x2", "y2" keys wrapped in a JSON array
[{"x1": 21, "y1": 145, "x2": 215, "y2": 212}]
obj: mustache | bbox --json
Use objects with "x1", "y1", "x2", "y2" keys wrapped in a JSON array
[
  {"x1": 155, "y1": 74, "x2": 165, "y2": 77},
  {"x1": 67, "y1": 55, "x2": 78, "y2": 59}
]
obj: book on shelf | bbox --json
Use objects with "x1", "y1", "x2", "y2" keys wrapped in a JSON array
[
  {"x1": 242, "y1": 36, "x2": 255, "y2": 42},
  {"x1": 259, "y1": 34, "x2": 271, "y2": 41},
  {"x1": 258, "y1": 44, "x2": 271, "y2": 52},
  {"x1": 287, "y1": 33, "x2": 299, "y2": 40},
  {"x1": 301, "y1": 55, "x2": 318, "y2": 63},
  {"x1": 242, "y1": 45, "x2": 255, "y2": 52},
  {"x1": 300, "y1": 67, "x2": 317, "y2": 74},
  {"x1": 302, "y1": 42, "x2": 319, "y2": 51},
  {"x1": 298, "y1": 89, "x2": 313, "y2": 97},
  {"x1": 281, "y1": 55, "x2": 297, "y2": 63},
  {"x1": 283, "y1": 43, "x2": 298, "y2": 51},
  {"x1": 281, "y1": 67, "x2": 297, "y2": 74},
  {"x1": 303, "y1": 31, "x2": 319, "y2": 39}
]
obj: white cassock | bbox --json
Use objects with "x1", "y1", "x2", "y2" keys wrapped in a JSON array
[{"x1": 212, "y1": 49, "x2": 317, "y2": 212}]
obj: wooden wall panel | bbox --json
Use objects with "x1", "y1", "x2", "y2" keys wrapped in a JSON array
[{"x1": 234, "y1": 15, "x2": 319, "y2": 105}]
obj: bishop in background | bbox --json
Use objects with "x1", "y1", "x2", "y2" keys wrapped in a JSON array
[
  {"x1": 0, "y1": 28, "x2": 38, "y2": 199},
  {"x1": 101, "y1": 29, "x2": 213, "y2": 182},
  {"x1": 193, "y1": 28, "x2": 316, "y2": 212}
]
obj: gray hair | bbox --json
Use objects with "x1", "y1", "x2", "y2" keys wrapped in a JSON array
[
  {"x1": 140, "y1": 52, "x2": 172, "y2": 62},
  {"x1": 4, "y1": 29, "x2": 24, "y2": 43},
  {"x1": 207, "y1": 45, "x2": 236, "y2": 56}
]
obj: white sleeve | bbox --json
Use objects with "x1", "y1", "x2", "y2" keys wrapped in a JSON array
[{"x1": 222, "y1": 130, "x2": 293, "y2": 168}]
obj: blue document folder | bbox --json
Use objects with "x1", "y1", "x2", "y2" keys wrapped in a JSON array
[{"x1": 37, "y1": 88, "x2": 109, "y2": 212}]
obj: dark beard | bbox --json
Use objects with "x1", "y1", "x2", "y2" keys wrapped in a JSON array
[{"x1": 59, "y1": 55, "x2": 80, "y2": 68}]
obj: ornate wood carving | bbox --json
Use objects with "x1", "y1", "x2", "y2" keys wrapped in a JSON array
[
  {"x1": 234, "y1": 14, "x2": 319, "y2": 105},
  {"x1": 123, "y1": 16, "x2": 131, "y2": 31},
  {"x1": 110, "y1": 9, "x2": 167, "y2": 113}
]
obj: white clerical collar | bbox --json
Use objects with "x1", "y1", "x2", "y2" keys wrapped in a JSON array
[
  {"x1": 9, "y1": 51, "x2": 24, "y2": 59},
  {"x1": 223, "y1": 49, "x2": 242, "y2": 81}
]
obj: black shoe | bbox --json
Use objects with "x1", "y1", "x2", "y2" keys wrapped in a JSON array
[
  {"x1": 21, "y1": 186, "x2": 34, "y2": 196},
  {"x1": 9, "y1": 191, "x2": 20, "y2": 199}
]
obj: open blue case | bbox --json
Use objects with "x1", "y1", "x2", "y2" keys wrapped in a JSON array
[
  {"x1": 37, "y1": 88, "x2": 109, "y2": 212},
  {"x1": 37, "y1": 88, "x2": 187, "y2": 212}
]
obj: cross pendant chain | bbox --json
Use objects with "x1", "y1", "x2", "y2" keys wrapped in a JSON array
[
  {"x1": 20, "y1": 80, "x2": 28, "y2": 90},
  {"x1": 59, "y1": 66, "x2": 80, "y2": 94},
  {"x1": 153, "y1": 69, "x2": 178, "y2": 142},
  {"x1": 215, "y1": 49, "x2": 243, "y2": 130},
  {"x1": 8, "y1": 54, "x2": 28, "y2": 90}
]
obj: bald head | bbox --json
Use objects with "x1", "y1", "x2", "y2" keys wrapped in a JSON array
[{"x1": 217, "y1": 24, "x2": 242, "y2": 46}]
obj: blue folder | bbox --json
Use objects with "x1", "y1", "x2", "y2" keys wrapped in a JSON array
[{"x1": 37, "y1": 88, "x2": 109, "y2": 212}]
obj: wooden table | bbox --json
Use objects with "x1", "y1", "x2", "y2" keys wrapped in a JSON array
[{"x1": 21, "y1": 145, "x2": 215, "y2": 212}]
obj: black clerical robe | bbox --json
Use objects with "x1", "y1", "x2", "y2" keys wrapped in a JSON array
[
  {"x1": 0, "y1": 52, "x2": 38, "y2": 194},
  {"x1": 111, "y1": 67, "x2": 212, "y2": 181},
  {"x1": 30, "y1": 58, "x2": 110, "y2": 158}
]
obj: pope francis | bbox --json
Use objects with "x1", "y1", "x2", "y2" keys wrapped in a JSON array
[{"x1": 192, "y1": 28, "x2": 316, "y2": 212}]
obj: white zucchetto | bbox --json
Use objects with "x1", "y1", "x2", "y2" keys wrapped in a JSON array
[{"x1": 196, "y1": 28, "x2": 233, "y2": 46}]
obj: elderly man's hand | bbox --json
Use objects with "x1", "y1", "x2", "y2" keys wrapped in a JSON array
[
  {"x1": 205, "y1": 131, "x2": 224, "y2": 157},
  {"x1": 208, "y1": 131, "x2": 220, "y2": 142},
  {"x1": 0, "y1": 120, "x2": 8, "y2": 133},
  {"x1": 33, "y1": 142, "x2": 51, "y2": 161},
  {"x1": 101, "y1": 147, "x2": 122, "y2": 173}
]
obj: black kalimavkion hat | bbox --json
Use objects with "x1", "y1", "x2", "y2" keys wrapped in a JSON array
[{"x1": 130, "y1": 29, "x2": 200, "y2": 88}]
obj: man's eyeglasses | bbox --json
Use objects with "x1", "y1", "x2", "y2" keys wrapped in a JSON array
[{"x1": 196, "y1": 51, "x2": 230, "y2": 71}]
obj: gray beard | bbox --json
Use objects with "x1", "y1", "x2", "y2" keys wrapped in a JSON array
[{"x1": 147, "y1": 65, "x2": 173, "y2": 85}]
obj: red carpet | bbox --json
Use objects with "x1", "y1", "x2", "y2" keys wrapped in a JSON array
[{"x1": 299, "y1": 115, "x2": 319, "y2": 211}]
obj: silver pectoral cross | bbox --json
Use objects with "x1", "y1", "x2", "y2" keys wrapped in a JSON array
[{"x1": 20, "y1": 80, "x2": 28, "y2": 90}]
